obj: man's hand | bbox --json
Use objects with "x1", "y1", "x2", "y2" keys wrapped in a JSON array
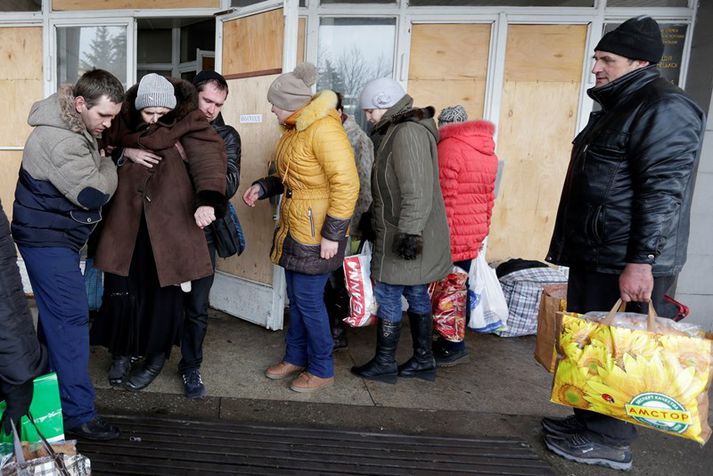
[
  {"x1": 194, "y1": 206, "x2": 216, "y2": 229},
  {"x1": 1, "y1": 380, "x2": 33, "y2": 435},
  {"x1": 320, "y1": 237, "x2": 339, "y2": 260},
  {"x1": 619, "y1": 263, "x2": 654, "y2": 303},
  {"x1": 124, "y1": 147, "x2": 162, "y2": 168},
  {"x1": 242, "y1": 184, "x2": 262, "y2": 207}
]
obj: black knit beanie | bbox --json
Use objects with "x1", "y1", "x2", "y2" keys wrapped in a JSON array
[{"x1": 595, "y1": 16, "x2": 664, "y2": 64}]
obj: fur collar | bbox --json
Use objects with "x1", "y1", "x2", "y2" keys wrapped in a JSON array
[
  {"x1": 121, "y1": 77, "x2": 198, "y2": 130},
  {"x1": 57, "y1": 85, "x2": 87, "y2": 134},
  {"x1": 390, "y1": 105, "x2": 435, "y2": 126},
  {"x1": 288, "y1": 90, "x2": 339, "y2": 132}
]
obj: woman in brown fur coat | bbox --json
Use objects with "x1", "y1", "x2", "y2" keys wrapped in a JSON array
[{"x1": 92, "y1": 74, "x2": 227, "y2": 392}]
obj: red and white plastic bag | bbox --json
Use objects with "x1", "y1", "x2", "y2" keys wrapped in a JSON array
[
  {"x1": 429, "y1": 266, "x2": 468, "y2": 342},
  {"x1": 343, "y1": 242, "x2": 377, "y2": 327}
]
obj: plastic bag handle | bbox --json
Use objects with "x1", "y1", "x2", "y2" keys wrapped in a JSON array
[{"x1": 602, "y1": 298, "x2": 659, "y2": 331}]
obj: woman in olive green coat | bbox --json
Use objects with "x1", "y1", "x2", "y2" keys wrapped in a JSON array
[{"x1": 351, "y1": 78, "x2": 451, "y2": 383}]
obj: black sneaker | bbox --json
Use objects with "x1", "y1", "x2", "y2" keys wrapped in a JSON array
[
  {"x1": 541, "y1": 414, "x2": 586, "y2": 438},
  {"x1": 434, "y1": 347, "x2": 469, "y2": 367},
  {"x1": 66, "y1": 417, "x2": 120, "y2": 441},
  {"x1": 545, "y1": 432, "x2": 632, "y2": 471},
  {"x1": 181, "y1": 368, "x2": 206, "y2": 399}
]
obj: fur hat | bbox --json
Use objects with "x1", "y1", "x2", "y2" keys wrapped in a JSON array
[
  {"x1": 267, "y1": 63, "x2": 318, "y2": 111},
  {"x1": 135, "y1": 73, "x2": 176, "y2": 111},
  {"x1": 438, "y1": 105, "x2": 468, "y2": 126},
  {"x1": 595, "y1": 16, "x2": 664, "y2": 64},
  {"x1": 359, "y1": 78, "x2": 406, "y2": 110}
]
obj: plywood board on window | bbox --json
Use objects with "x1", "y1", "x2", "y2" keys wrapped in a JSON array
[
  {"x1": 0, "y1": 81, "x2": 43, "y2": 147},
  {"x1": 297, "y1": 17, "x2": 306, "y2": 64},
  {"x1": 409, "y1": 24, "x2": 491, "y2": 81},
  {"x1": 408, "y1": 23, "x2": 490, "y2": 121},
  {"x1": 408, "y1": 79, "x2": 486, "y2": 121},
  {"x1": 489, "y1": 81, "x2": 581, "y2": 262},
  {"x1": 216, "y1": 75, "x2": 283, "y2": 285},
  {"x1": 0, "y1": 151, "x2": 22, "y2": 221},
  {"x1": 222, "y1": 10, "x2": 284, "y2": 78},
  {"x1": 0, "y1": 27, "x2": 43, "y2": 148},
  {"x1": 0, "y1": 27, "x2": 43, "y2": 81},
  {"x1": 504, "y1": 24, "x2": 587, "y2": 82},
  {"x1": 488, "y1": 23, "x2": 586, "y2": 263},
  {"x1": 52, "y1": 0, "x2": 219, "y2": 10}
]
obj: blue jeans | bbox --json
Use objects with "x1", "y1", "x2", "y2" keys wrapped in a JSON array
[
  {"x1": 19, "y1": 246, "x2": 96, "y2": 429},
  {"x1": 374, "y1": 281, "x2": 431, "y2": 322},
  {"x1": 284, "y1": 270, "x2": 333, "y2": 378}
]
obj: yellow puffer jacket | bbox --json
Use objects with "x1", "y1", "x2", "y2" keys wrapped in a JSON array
[{"x1": 257, "y1": 90, "x2": 359, "y2": 275}]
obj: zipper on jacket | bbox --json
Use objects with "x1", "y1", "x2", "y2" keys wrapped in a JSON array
[{"x1": 308, "y1": 207, "x2": 315, "y2": 238}]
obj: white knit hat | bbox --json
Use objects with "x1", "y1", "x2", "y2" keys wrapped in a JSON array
[
  {"x1": 359, "y1": 78, "x2": 406, "y2": 110},
  {"x1": 135, "y1": 73, "x2": 176, "y2": 111}
]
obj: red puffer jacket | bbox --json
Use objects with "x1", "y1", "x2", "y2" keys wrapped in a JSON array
[{"x1": 438, "y1": 120, "x2": 498, "y2": 262}]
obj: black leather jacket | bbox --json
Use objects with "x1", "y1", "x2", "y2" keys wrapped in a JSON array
[
  {"x1": 547, "y1": 66, "x2": 705, "y2": 276},
  {"x1": 212, "y1": 113, "x2": 241, "y2": 198}
]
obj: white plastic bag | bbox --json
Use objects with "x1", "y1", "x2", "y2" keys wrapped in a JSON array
[
  {"x1": 468, "y1": 251, "x2": 508, "y2": 333},
  {"x1": 342, "y1": 242, "x2": 377, "y2": 327}
]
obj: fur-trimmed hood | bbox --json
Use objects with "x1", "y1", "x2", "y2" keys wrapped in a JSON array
[
  {"x1": 439, "y1": 120, "x2": 496, "y2": 156},
  {"x1": 120, "y1": 76, "x2": 198, "y2": 130},
  {"x1": 373, "y1": 94, "x2": 438, "y2": 143},
  {"x1": 285, "y1": 90, "x2": 340, "y2": 132},
  {"x1": 28, "y1": 85, "x2": 87, "y2": 135}
]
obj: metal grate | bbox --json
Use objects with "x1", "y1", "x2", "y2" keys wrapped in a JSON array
[{"x1": 78, "y1": 415, "x2": 554, "y2": 475}]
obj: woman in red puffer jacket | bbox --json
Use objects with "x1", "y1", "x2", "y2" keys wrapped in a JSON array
[{"x1": 435, "y1": 105, "x2": 498, "y2": 366}]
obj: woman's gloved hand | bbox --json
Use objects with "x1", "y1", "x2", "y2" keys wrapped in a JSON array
[
  {"x1": 1, "y1": 379, "x2": 34, "y2": 435},
  {"x1": 393, "y1": 233, "x2": 423, "y2": 260},
  {"x1": 357, "y1": 210, "x2": 376, "y2": 243}
]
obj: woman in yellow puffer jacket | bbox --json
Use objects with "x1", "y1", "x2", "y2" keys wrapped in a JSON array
[{"x1": 243, "y1": 63, "x2": 358, "y2": 394}]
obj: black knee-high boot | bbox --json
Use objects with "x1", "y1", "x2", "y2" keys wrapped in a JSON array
[
  {"x1": 398, "y1": 312, "x2": 436, "y2": 381},
  {"x1": 350, "y1": 319, "x2": 400, "y2": 384},
  {"x1": 124, "y1": 353, "x2": 166, "y2": 391}
]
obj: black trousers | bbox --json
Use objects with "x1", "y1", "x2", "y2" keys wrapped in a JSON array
[
  {"x1": 567, "y1": 268, "x2": 676, "y2": 446},
  {"x1": 178, "y1": 237, "x2": 217, "y2": 373}
]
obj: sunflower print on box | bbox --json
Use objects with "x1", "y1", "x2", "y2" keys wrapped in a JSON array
[{"x1": 551, "y1": 312, "x2": 713, "y2": 444}]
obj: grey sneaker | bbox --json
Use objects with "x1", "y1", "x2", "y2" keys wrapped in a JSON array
[
  {"x1": 545, "y1": 433, "x2": 632, "y2": 471},
  {"x1": 541, "y1": 414, "x2": 586, "y2": 438}
]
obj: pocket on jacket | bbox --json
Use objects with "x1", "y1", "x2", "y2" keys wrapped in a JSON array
[{"x1": 287, "y1": 199, "x2": 327, "y2": 245}]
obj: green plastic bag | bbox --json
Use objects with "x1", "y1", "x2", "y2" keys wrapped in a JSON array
[{"x1": 0, "y1": 373, "x2": 64, "y2": 446}]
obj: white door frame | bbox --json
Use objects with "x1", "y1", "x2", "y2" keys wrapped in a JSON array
[{"x1": 210, "y1": 0, "x2": 299, "y2": 330}]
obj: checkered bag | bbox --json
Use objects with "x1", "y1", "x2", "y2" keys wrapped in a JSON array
[
  {"x1": 495, "y1": 267, "x2": 567, "y2": 337},
  {"x1": 1, "y1": 419, "x2": 90, "y2": 476}
]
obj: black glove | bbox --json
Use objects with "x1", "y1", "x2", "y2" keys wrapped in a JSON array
[
  {"x1": 393, "y1": 233, "x2": 423, "y2": 260},
  {"x1": 357, "y1": 210, "x2": 376, "y2": 243},
  {"x1": 1, "y1": 379, "x2": 34, "y2": 435}
]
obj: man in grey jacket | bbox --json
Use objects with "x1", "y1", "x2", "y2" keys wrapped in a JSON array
[{"x1": 12, "y1": 69, "x2": 124, "y2": 441}]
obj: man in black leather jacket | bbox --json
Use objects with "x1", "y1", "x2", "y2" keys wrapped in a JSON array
[
  {"x1": 543, "y1": 17, "x2": 705, "y2": 471},
  {"x1": 178, "y1": 71, "x2": 241, "y2": 399}
]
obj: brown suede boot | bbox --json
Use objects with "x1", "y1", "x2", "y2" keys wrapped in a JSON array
[
  {"x1": 265, "y1": 361, "x2": 305, "y2": 380},
  {"x1": 289, "y1": 372, "x2": 334, "y2": 393}
]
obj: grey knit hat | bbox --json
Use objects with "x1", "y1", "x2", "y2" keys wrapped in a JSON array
[
  {"x1": 135, "y1": 73, "x2": 176, "y2": 111},
  {"x1": 267, "y1": 63, "x2": 318, "y2": 111},
  {"x1": 359, "y1": 78, "x2": 406, "y2": 110},
  {"x1": 438, "y1": 105, "x2": 468, "y2": 126}
]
